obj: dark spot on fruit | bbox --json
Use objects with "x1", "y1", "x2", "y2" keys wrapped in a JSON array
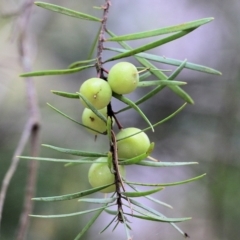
[{"x1": 90, "y1": 117, "x2": 95, "y2": 122}]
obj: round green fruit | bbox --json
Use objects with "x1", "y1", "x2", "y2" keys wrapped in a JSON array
[
  {"x1": 88, "y1": 157, "x2": 126, "y2": 193},
  {"x1": 82, "y1": 107, "x2": 114, "y2": 135},
  {"x1": 79, "y1": 78, "x2": 112, "y2": 110},
  {"x1": 108, "y1": 62, "x2": 139, "y2": 94},
  {"x1": 116, "y1": 127, "x2": 150, "y2": 159}
]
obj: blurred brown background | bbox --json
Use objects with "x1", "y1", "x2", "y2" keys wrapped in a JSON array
[{"x1": 0, "y1": 0, "x2": 239, "y2": 239}]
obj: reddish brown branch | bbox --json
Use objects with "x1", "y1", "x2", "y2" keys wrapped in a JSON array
[{"x1": 96, "y1": 0, "x2": 111, "y2": 74}]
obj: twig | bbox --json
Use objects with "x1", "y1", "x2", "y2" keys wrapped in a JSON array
[
  {"x1": 16, "y1": 2, "x2": 41, "y2": 240},
  {"x1": 0, "y1": 1, "x2": 41, "y2": 239},
  {"x1": 0, "y1": 119, "x2": 32, "y2": 228},
  {"x1": 96, "y1": 0, "x2": 111, "y2": 74}
]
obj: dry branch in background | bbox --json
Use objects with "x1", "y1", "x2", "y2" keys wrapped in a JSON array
[{"x1": 0, "y1": 1, "x2": 41, "y2": 239}]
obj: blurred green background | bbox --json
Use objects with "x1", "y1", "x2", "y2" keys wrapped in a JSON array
[{"x1": 0, "y1": 0, "x2": 239, "y2": 239}]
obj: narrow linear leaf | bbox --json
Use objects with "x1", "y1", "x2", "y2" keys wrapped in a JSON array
[
  {"x1": 137, "y1": 80, "x2": 186, "y2": 87},
  {"x1": 99, "y1": 216, "x2": 117, "y2": 234},
  {"x1": 121, "y1": 187, "x2": 164, "y2": 198},
  {"x1": 120, "y1": 210, "x2": 132, "y2": 240},
  {"x1": 139, "y1": 71, "x2": 152, "y2": 81},
  {"x1": 104, "y1": 30, "x2": 194, "y2": 62},
  {"x1": 117, "y1": 103, "x2": 187, "y2": 140},
  {"x1": 125, "y1": 173, "x2": 206, "y2": 187},
  {"x1": 47, "y1": 103, "x2": 104, "y2": 134},
  {"x1": 116, "y1": 63, "x2": 189, "y2": 115},
  {"x1": 51, "y1": 90, "x2": 79, "y2": 99},
  {"x1": 106, "y1": 18, "x2": 214, "y2": 41},
  {"x1": 35, "y1": 2, "x2": 101, "y2": 22},
  {"x1": 124, "y1": 212, "x2": 191, "y2": 223},
  {"x1": 125, "y1": 196, "x2": 186, "y2": 236},
  {"x1": 104, "y1": 208, "x2": 118, "y2": 216},
  {"x1": 107, "y1": 151, "x2": 113, "y2": 173},
  {"x1": 78, "y1": 92, "x2": 107, "y2": 123},
  {"x1": 68, "y1": 59, "x2": 97, "y2": 69},
  {"x1": 88, "y1": 25, "x2": 102, "y2": 59},
  {"x1": 130, "y1": 199, "x2": 188, "y2": 225},
  {"x1": 42, "y1": 144, "x2": 107, "y2": 157},
  {"x1": 106, "y1": 116, "x2": 112, "y2": 142},
  {"x1": 168, "y1": 59, "x2": 188, "y2": 79},
  {"x1": 19, "y1": 156, "x2": 98, "y2": 163},
  {"x1": 30, "y1": 204, "x2": 114, "y2": 218},
  {"x1": 75, "y1": 193, "x2": 116, "y2": 239},
  {"x1": 137, "y1": 161, "x2": 198, "y2": 167},
  {"x1": 74, "y1": 208, "x2": 104, "y2": 240},
  {"x1": 141, "y1": 60, "x2": 194, "y2": 104},
  {"x1": 32, "y1": 183, "x2": 114, "y2": 202},
  {"x1": 78, "y1": 197, "x2": 117, "y2": 204},
  {"x1": 105, "y1": 47, "x2": 221, "y2": 75},
  {"x1": 119, "y1": 143, "x2": 154, "y2": 165},
  {"x1": 169, "y1": 84, "x2": 194, "y2": 104},
  {"x1": 113, "y1": 92, "x2": 154, "y2": 131},
  {"x1": 127, "y1": 183, "x2": 172, "y2": 209},
  {"x1": 20, "y1": 64, "x2": 94, "y2": 77},
  {"x1": 107, "y1": 31, "x2": 194, "y2": 106}
]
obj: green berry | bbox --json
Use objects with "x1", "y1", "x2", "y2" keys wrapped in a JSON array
[
  {"x1": 79, "y1": 78, "x2": 112, "y2": 110},
  {"x1": 82, "y1": 107, "x2": 114, "y2": 135},
  {"x1": 116, "y1": 127, "x2": 150, "y2": 159},
  {"x1": 108, "y1": 62, "x2": 139, "y2": 94},
  {"x1": 88, "y1": 157, "x2": 126, "y2": 193}
]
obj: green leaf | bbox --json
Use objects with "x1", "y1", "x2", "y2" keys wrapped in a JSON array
[
  {"x1": 129, "y1": 198, "x2": 190, "y2": 232},
  {"x1": 42, "y1": 144, "x2": 107, "y2": 157},
  {"x1": 115, "y1": 62, "x2": 189, "y2": 114},
  {"x1": 139, "y1": 71, "x2": 152, "y2": 81},
  {"x1": 19, "y1": 156, "x2": 97, "y2": 163},
  {"x1": 32, "y1": 183, "x2": 114, "y2": 201},
  {"x1": 120, "y1": 210, "x2": 132, "y2": 240},
  {"x1": 107, "y1": 151, "x2": 114, "y2": 173},
  {"x1": 104, "y1": 30, "x2": 194, "y2": 62},
  {"x1": 51, "y1": 90, "x2": 79, "y2": 99},
  {"x1": 125, "y1": 173, "x2": 206, "y2": 187},
  {"x1": 117, "y1": 103, "x2": 187, "y2": 138},
  {"x1": 121, "y1": 187, "x2": 164, "y2": 197},
  {"x1": 47, "y1": 103, "x2": 104, "y2": 134},
  {"x1": 68, "y1": 59, "x2": 97, "y2": 69},
  {"x1": 142, "y1": 61, "x2": 194, "y2": 104},
  {"x1": 78, "y1": 197, "x2": 117, "y2": 204},
  {"x1": 78, "y1": 92, "x2": 107, "y2": 123},
  {"x1": 168, "y1": 84, "x2": 194, "y2": 104},
  {"x1": 123, "y1": 200, "x2": 187, "y2": 235},
  {"x1": 35, "y1": 2, "x2": 101, "y2": 22},
  {"x1": 30, "y1": 204, "x2": 114, "y2": 218},
  {"x1": 106, "y1": 31, "x2": 194, "y2": 105},
  {"x1": 20, "y1": 64, "x2": 94, "y2": 77},
  {"x1": 127, "y1": 183, "x2": 173, "y2": 209},
  {"x1": 124, "y1": 212, "x2": 191, "y2": 223},
  {"x1": 137, "y1": 80, "x2": 187, "y2": 87},
  {"x1": 106, "y1": 116, "x2": 112, "y2": 142},
  {"x1": 113, "y1": 93, "x2": 154, "y2": 132},
  {"x1": 99, "y1": 216, "x2": 117, "y2": 234},
  {"x1": 74, "y1": 208, "x2": 104, "y2": 240},
  {"x1": 106, "y1": 18, "x2": 214, "y2": 41},
  {"x1": 104, "y1": 208, "x2": 118, "y2": 216},
  {"x1": 105, "y1": 48, "x2": 221, "y2": 75},
  {"x1": 119, "y1": 143, "x2": 154, "y2": 165},
  {"x1": 136, "y1": 161, "x2": 198, "y2": 167},
  {"x1": 88, "y1": 26, "x2": 102, "y2": 59}
]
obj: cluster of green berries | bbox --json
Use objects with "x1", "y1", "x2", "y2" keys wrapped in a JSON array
[{"x1": 79, "y1": 62, "x2": 151, "y2": 193}]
